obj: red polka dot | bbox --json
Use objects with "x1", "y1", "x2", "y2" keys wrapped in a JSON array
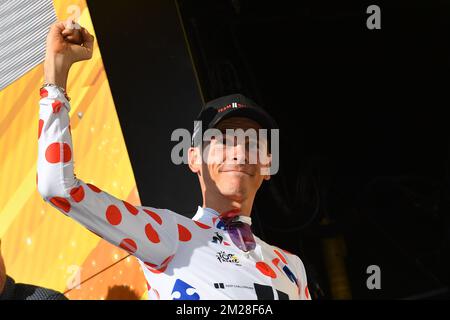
[
  {"x1": 148, "y1": 264, "x2": 168, "y2": 274},
  {"x1": 87, "y1": 183, "x2": 101, "y2": 193},
  {"x1": 194, "y1": 221, "x2": 211, "y2": 229},
  {"x1": 123, "y1": 201, "x2": 139, "y2": 215},
  {"x1": 212, "y1": 217, "x2": 218, "y2": 224},
  {"x1": 70, "y1": 185, "x2": 85, "y2": 202},
  {"x1": 51, "y1": 100, "x2": 63, "y2": 113},
  {"x1": 145, "y1": 223, "x2": 160, "y2": 243},
  {"x1": 50, "y1": 197, "x2": 71, "y2": 213},
  {"x1": 106, "y1": 205, "x2": 122, "y2": 225},
  {"x1": 144, "y1": 261, "x2": 158, "y2": 269},
  {"x1": 45, "y1": 143, "x2": 71, "y2": 163},
  {"x1": 146, "y1": 281, "x2": 151, "y2": 290},
  {"x1": 305, "y1": 286, "x2": 310, "y2": 299},
  {"x1": 62, "y1": 143, "x2": 71, "y2": 162},
  {"x1": 178, "y1": 224, "x2": 192, "y2": 242},
  {"x1": 119, "y1": 238, "x2": 137, "y2": 254},
  {"x1": 38, "y1": 119, "x2": 44, "y2": 139},
  {"x1": 152, "y1": 289, "x2": 160, "y2": 299},
  {"x1": 144, "y1": 209, "x2": 162, "y2": 225},
  {"x1": 161, "y1": 255, "x2": 174, "y2": 267},
  {"x1": 40, "y1": 88, "x2": 48, "y2": 98},
  {"x1": 223, "y1": 241, "x2": 231, "y2": 246},
  {"x1": 144, "y1": 261, "x2": 167, "y2": 274},
  {"x1": 272, "y1": 258, "x2": 282, "y2": 272},
  {"x1": 256, "y1": 261, "x2": 277, "y2": 278},
  {"x1": 274, "y1": 249, "x2": 287, "y2": 264},
  {"x1": 45, "y1": 143, "x2": 61, "y2": 163}
]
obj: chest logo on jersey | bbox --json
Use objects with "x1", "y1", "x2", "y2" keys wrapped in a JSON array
[
  {"x1": 171, "y1": 279, "x2": 200, "y2": 300},
  {"x1": 213, "y1": 282, "x2": 290, "y2": 300},
  {"x1": 216, "y1": 251, "x2": 241, "y2": 266},
  {"x1": 212, "y1": 232, "x2": 231, "y2": 246}
]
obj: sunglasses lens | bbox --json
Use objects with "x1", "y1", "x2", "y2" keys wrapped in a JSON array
[{"x1": 227, "y1": 222, "x2": 256, "y2": 252}]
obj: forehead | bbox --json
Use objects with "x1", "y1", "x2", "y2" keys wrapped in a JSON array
[{"x1": 215, "y1": 117, "x2": 262, "y2": 131}]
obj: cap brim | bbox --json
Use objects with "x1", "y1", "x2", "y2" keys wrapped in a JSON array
[{"x1": 209, "y1": 106, "x2": 278, "y2": 131}]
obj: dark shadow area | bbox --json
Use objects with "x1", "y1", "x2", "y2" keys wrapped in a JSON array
[
  {"x1": 87, "y1": 0, "x2": 450, "y2": 299},
  {"x1": 87, "y1": 0, "x2": 203, "y2": 215},
  {"x1": 105, "y1": 285, "x2": 140, "y2": 300}
]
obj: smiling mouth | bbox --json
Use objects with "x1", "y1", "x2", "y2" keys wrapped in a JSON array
[{"x1": 220, "y1": 169, "x2": 253, "y2": 176}]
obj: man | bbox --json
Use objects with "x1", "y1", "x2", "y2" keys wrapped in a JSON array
[
  {"x1": 0, "y1": 241, "x2": 67, "y2": 300},
  {"x1": 37, "y1": 20, "x2": 310, "y2": 300}
]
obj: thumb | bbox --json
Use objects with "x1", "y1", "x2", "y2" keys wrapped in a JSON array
[
  {"x1": 72, "y1": 27, "x2": 95, "y2": 61},
  {"x1": 81, "y1": 27, "x2": 94, "y2": 50}
]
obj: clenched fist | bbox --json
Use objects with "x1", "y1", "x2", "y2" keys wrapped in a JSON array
[{"x1": 44, "y1": 19, "x2": 94, "y2": 89}]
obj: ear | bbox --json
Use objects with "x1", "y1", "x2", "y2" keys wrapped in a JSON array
[{"x1": 188, "y1": 147, "x2": 202, "y2": 174}]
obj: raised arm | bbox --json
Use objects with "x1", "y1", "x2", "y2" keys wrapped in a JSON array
[{"x1": 37, "y1": 20, "x2": 179, "y2": 270}]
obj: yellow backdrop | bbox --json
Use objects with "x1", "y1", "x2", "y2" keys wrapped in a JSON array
[{"x1": 0, "y1": 0, "x2": 147, "y2": 299}]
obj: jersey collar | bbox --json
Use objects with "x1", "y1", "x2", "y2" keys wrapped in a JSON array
[{"x1": 192, "y1": 206, "x2": 252, "y2": 228}]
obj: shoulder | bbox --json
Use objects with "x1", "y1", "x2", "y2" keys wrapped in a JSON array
[
  {"x1": 255, "y1": 237, "x2": 307, "y2": 279},
  {"x1": 255, "y1": 236, "x2": 300, "y2": 261},
  {"x1": 137, "y1": 206, "x2": 192, "y2": 223}
]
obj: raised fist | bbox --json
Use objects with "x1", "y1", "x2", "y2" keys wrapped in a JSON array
[
  {"x1": 44, "y1": 19, "x2": 95, "y2": 88},
  {"x1": 62, "y1": 20, "x2": 84, "y2": 45},
  {"x1": 45, "y1": 19, "x2": 94, "y2": 63}
]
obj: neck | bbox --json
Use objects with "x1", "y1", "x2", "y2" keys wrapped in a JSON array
[{"x1": 202, "y1": 193, "x2": 254, "y2": 217}]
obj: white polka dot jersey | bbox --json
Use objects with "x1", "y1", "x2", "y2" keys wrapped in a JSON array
[{"x1": 37, "y1": 85, "x2": 311, "y2": 300}]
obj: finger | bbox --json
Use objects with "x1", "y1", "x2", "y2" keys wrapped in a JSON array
[
  {"x1": 80, "y1": 27, "x2": 94, "y2": 51},
  {"x1": 71, "y1": 29, "x2": 94, "y2": 61},
  {"x1": 48, "y1": 21, "x2": 66, "y2": 38},
  {"x1": 64, "y1": 28, "x2": 83, "y2": 43},
  {"x1": 50, "y1": 21, "x2": 66, "y2": 33},
  {"x1": 47, "y1": 21, "x2": 66, "y2": 43},
  {"x1": 64, "y1": 35, "x2": 77, "y2": 42},
  {"x1": 73, "y1": 21, "x2": 81, "y2": 30},
  {"x1": 64, "y1": 18, "x2": 78, "y2": 30},
  {"x1": 71, "y1": 45, "x2": 93, "y2": 61},
  {"x1": 62, "y1": 28, "x2": 74, "y2": 37}
]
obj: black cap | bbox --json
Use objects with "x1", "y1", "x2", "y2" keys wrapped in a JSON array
[{"x1": 192, "y1": 93, "x2": 278, "y2": 147}]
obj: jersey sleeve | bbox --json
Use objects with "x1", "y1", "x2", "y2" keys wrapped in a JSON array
[
  {"x1": 294, "y1": 255, "x2": 311, "y2": 300},
  {"x1": 37, "y1": 85, "x2": 178, "y2": 269}
]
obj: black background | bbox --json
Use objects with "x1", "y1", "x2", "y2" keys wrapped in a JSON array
[{"x1": 87, "y1": 0, "x2": 450, "y2": 299}]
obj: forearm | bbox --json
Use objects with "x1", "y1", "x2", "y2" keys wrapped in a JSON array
[
  {"x1": 43, "y1": 54, "x2": 70, "y2": 89},
  {"x1": 37, "y1": 85, "x2": 76, "y2": 199},
  {"x1": 39, "y1": 20, "x2": 92, "y2": 196},
  {"x1": 36, "y1": 85, "x2": 179, "y2": 269}
]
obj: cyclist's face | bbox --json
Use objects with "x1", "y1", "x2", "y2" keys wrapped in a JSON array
[{"x1": 201, "y1": 117, "x2": 271, "y2": 201}]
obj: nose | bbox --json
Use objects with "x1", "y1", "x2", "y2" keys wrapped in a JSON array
[{"x1": 229, "y1": 140, "x2": 247, "y2": 164}]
